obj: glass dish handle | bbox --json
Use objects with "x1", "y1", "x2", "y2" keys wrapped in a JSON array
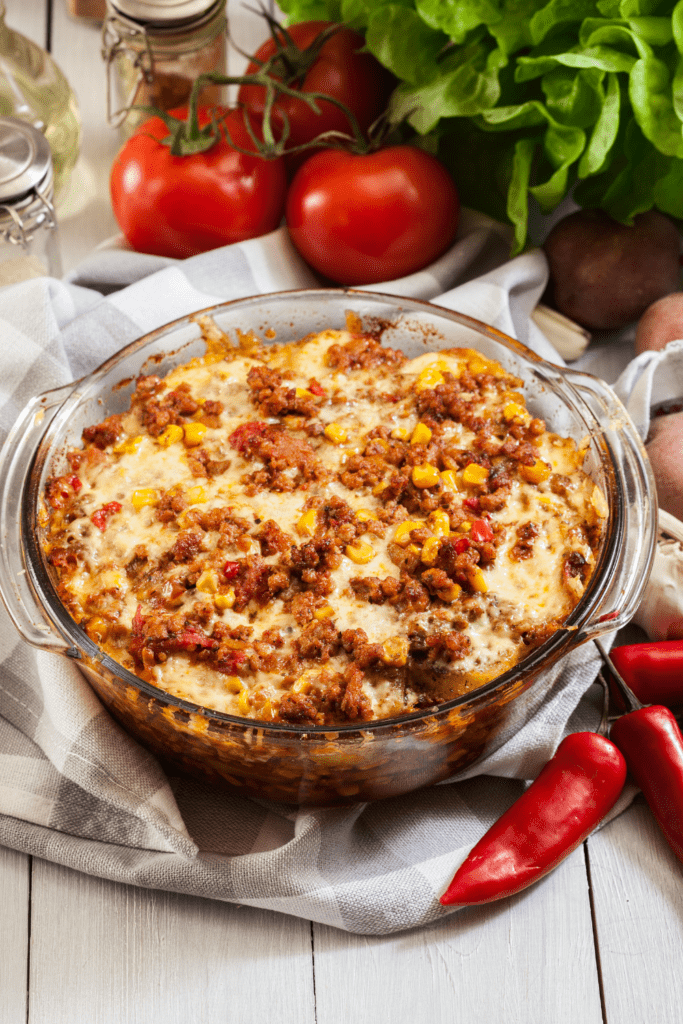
[
  {"x1": 0, "y1": 384, "x2": 78, "y2": 656},
  {"x1": 560, "y1": 368, "x2": 658, "y2": 642}
]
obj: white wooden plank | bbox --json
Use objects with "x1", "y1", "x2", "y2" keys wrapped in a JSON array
[
  {"x1": 587, "y1": 800, "x2": 683, "y2": 1024},
  {"x1": 0, "y1": 846, "x2": 30, "y2": 1024},
  {"x1": 313, "y1": 845, "x2": 603, "y2": 1024},
  {"x1": 49, "y1": 1, "x2": 120, "y2": 273},
  {"x1": 29, "y1": 858, "x2": 316, "y2": 1024}
]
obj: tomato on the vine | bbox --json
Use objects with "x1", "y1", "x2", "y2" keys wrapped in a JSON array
[
  {"x1": 238, "y1": 22, "x2": 396, "y2": 166},
  {"x1": 285, "y1": 146, "x2": 460, "y2": 285},
  {"x1": 110, "y1": 107, "x2": 287, "y2": 259}
]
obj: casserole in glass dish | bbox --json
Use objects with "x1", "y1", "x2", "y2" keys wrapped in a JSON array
[{"x1": 0, "y1": 290, "x2": 657, "y2": 805}]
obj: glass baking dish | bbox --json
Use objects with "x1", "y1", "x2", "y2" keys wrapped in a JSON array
[{"x1": 0, "y1": 289, "x2": 657, "y2": 805}]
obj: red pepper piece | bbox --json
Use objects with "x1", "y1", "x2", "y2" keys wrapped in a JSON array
[
  {"x1": 463, "y1": 497, "x2": 480, "y2": 512},
  {"x1": 610, "y1": 705, "x2": 683, "y2": 863},
  {"x1": 68, "y1": 475, "x2": 83, "y2": 494},
  {"x1": 454, "y1": 537, "x2": 470, "y2": 554},
  {"x1": 470, "y1": 519, "x2": 494, "y2": 543},
  {"x1": 228, "y1": 421, "x2": 267, "y2": 454},
  {"x1": 216, "y1": 650, "x2": 247, "y2": 674},
  {"x1": 175, "y1": 629, "x2": 217, "y2": 650},
  {"x1": 308, "y1": 380, "x2": 325, "y2": 397},
  {"x1": 440, "y1": 732, "x2": 627, "y2": 906},
  {"x1": 91, "y1": 501, "x2": 122, "y2": 532},
  {"x1": 223, "y1": 560, "x2": 240, "y2": 580},
  {"x1": 609, "y1": 640, "x2": 683, "y2": 709}
]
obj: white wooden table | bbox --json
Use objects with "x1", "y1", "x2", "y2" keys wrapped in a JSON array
[{"x1": 1, "y1": 4, "x2": 681, "y2": 1021}]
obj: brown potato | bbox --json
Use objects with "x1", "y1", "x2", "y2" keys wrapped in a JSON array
[
  {"x1": 544, "y1": 210, "x2": 681, "y2": 331},
  {"x1": 635, "y1": 293, "x2": 683, "y2": 354},
  {"x1": 647, "y1": 412, "x2": 683, "y2": 521}
]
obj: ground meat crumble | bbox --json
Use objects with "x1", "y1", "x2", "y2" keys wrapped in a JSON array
[{"x1": 42, "y1": 321, "x2": 605, "y2": 726}]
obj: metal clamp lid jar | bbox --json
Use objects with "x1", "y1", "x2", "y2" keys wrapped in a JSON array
[
  {"x1": 0, "y1": 117, "x2": 61, "y2": 285},
  {"x1": 102, "y1": 0, "x2": 227, "y2": 135}
]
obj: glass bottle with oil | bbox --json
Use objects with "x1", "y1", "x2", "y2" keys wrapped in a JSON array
[{"x1": 0, "y1": 2, "x2": 81, "y2": 198}]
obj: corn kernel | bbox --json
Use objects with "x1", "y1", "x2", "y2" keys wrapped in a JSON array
[
  {"x1": 411, "y1": 422, "x2": 432, "y2": 445},
  {"x1": 394, "y1": 520, "x2": 425, "y2": 546},
  {"x1": 371, "y1": 482, "x2": 387, "y2": 496},
  {"x1": 391, "y1": 426, "x2": 410, "y2": 441},
  {"x1": 238, "y1": 689, "x2": 251, "y2": 716},
  {"x1": 355, "y1": 508, "x2": 377, "y2": 523},
  {"x1": 412, "y1": 463, "x2": 440, "y2": 488},
  {"x1": 115, "y1": 435, "x2": 144, "y2": 455},
  {"x1": 196, "y1": 570, "x2": 218, "y2": 594},
  {"x1": 297, "y1": 509, "x2": 318, "y2": 537},
  {"x1": 459, "y1": 521, "x2": 471, "y2": 532},
  {"x1": 468, "y1": 566, "x2": 488, "y2": 593},
  {"x1": 186, "y1": 485, "x2": 207, "y2": 505},
  {"x1": 224, "y1": 675, "x2": 244, "y2": 694},
  {"x1": 183, "y1": 422, "x2": 208, "y2": 447},
  {"x1": 214, "y1": 588, "x2": 235, "y2": 610},
  {"x1": 407, "y1": 544, "x2": 422, "y2": 557},
  {"x1": 468, "y1": 358, "x2": 489, "y2": 375},
  {"x1": 462, "y1": 463, "x2": 489, "y2": 486},
  {"x1": 314, "y1": 605, "x2": 335, "y2": 620},
  {"x1": 87, "y1": 617, "x2": 110, "y2": 643},
  {"x1": 440, "y1": 469, "x2": 459, "y2": 492},
  {"x1": 156, "y1": 424, "x2": 184, "y2": 447},
  {"x1": 421, "y1": 536, "x2": 441, "y2": 565},
  {"x1": 131, "y1": 488, "x2": 158, "y2": 511},
  {"x1": 324, "y1": 422, "x2": 348, "y2": 445},
  {"x1": 503, "y1": 401, "x2": 526, "y2": 421},
  {"x1": 415, "y1": 366, "x2": 445, "y2": 392},
  {"x1": 427, "y1": 510, "x2": 451, "y2": 537},
  {"x1": 519, "y1": 459, "x2": 551, "y2": 484},
  {"x1": 260, "y1": 700, "x2": 275, "y2": 720},
  {"x1": 441, "y1": 582, "x2": 462, "y2": 603},
  {"x1": 345, "y1": 541, "x2": 375, "y2": 564},
  {"x1": 295, "y1": 387, "x2": 312, "y2": 398},
  {"x1": 381, "y1": 636, "x2": 409, "y2": 667},
  {"x1": 292, "y1": 673, "x2": 313, "y2": 694}
]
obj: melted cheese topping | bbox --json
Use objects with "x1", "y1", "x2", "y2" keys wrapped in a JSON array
[{"x1": 43, "y1": 320, "x2": 606, "y2": 725}]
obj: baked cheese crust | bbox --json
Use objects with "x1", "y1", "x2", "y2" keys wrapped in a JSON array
[{"x1": 43, "y1": 316, "x2": 606, "y2": 725}]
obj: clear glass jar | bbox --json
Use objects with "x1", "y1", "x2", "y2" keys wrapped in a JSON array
[
  {"x1": 0, "y1": 116, "x2": 61, "y2": 285},
  {"x1": 102, "y1": 0, "x2": 227, "y2": 137},
  {"x1": 0, "y1": 2, "x2": 81, "y2": 199}
]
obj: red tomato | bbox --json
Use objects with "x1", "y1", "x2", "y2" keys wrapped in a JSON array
[
  {"x1": 238, "y1": 22, "x2": 395, "y2": 164},
  {"x1": 110, "y1": 107, "x2": 287, "y2": 259},
  {"x1": 285, "y1": 147, "x2": 460, "y2": 285}
]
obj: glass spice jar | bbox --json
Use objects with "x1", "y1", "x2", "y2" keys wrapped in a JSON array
[
  {"x1": 102, "y1": 0, "x2": 227, "y2": 137},
  {"x1": 0, "y1": 116, "x2": 61, "y2": 286}
]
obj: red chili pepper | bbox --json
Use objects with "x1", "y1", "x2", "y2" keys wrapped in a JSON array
[
  {"x1": 470, "y1": 519, "x2": 494, "y2": 543},
  {"x1": 308, "y1": 380, "x2": 325, "y2": 397},
  {"x1": 228, "y1": 420, "x2": 267, "y2": 453},
  {"x1": 597, "y1": 640, "x2": 683, "y2": 865},
  {"x1": 463, "y1": 497, "x2": 480, "y2": 512},
  {"x1": 609, "y1": 640, "x2": 683, "y2": 709},
  {"x1": 440, "y1": 731, "x2": 627, "y2": 906},
  {"x1": 223, "y1": 560, "x2": 240, "y2": 580},
  {"x1": 454, "y1": 537, "x2": 470, "y2": 554},
  {"x1": 68, "y1": 475, "x2": 82, "y2": 494},
  {"x1": 91, "y1": 501, "x2": 122, "y2": 531}
]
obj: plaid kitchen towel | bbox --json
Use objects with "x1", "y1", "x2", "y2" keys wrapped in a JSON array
[{"x1": 0, "y1": 211, "x2": 663, "y2": 935}]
